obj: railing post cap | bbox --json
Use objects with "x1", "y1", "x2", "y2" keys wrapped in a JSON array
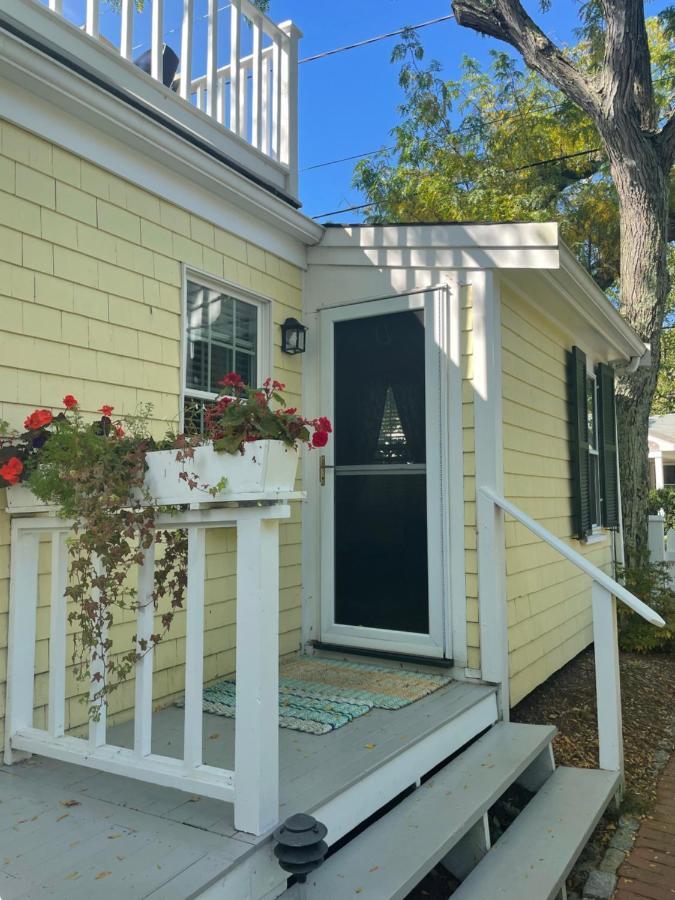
[{"x1": 277, "y1": 20, "x2": 303, "y2": 40}]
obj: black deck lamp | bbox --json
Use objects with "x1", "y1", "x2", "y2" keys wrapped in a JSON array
[{"x1": 281, "y1": 317, "x2": 308, "y2": 355}]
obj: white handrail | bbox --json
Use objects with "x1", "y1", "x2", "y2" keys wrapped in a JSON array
[{"x1": 479, "y1": 486, "x2": 666, "y2": 627}]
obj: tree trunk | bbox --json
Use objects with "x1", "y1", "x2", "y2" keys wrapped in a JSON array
[{"x1": 608, "y1": 137, "x2": 671, "y2": 564}]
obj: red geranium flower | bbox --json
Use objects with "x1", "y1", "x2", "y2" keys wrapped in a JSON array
[
  {"x1": 219, "y1": 372, "x2": 244, "y2": 388},
  {"x1": 99, "y1": 405, "x2": 114, "y2": 417},
  {"x1": 114, "y1": 425, "x2": 126, "y2": 438},
  {"x1": 63, "y1": 395, "x2": 78, "y2": 410},
  {"x1": 0, "y1": 456, "x2": 24, "y2": 485},
  {"x1": 312, "y1": 430, "x2": 329, "y2": 448},
  {"x1": 283, "y1": 408, "x2": 297, "y2": 415},
  {"x1": 316, "y1": 416, "x2": 332, "y2": 433},
  {"x1": 24, "y1": 409, "x2": 53, "y2": 431}
]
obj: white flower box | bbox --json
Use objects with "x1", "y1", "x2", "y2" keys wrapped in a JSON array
[
  {"x1": 142, "y1": 440, "x2": 299, "y2": 505},
  {"x1": 4, "y1": 441, "x2": 299, "y2": 512},
  {"x1": 4, "y1": 483, "x2": 50, "y2": 514}
]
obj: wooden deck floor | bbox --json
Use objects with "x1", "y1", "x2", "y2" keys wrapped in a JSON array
[{"x1": 0, "y1": 680, "x2": 496, "y2": 899}]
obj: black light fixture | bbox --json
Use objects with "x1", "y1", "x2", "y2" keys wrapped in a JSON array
[{"x1": 281, "y1": 317, "x2": 308, "y2": 355}]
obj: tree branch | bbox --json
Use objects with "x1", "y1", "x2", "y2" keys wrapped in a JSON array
[
  {"x1": 600, "y1": 0, "x2": 656, "y2": 130},
  {"x1": 658, "y1": 110, "x2": 675, "y2": 170},
  {"x1": 451, "y1": 0, "x2": 601, "y2": 120}
]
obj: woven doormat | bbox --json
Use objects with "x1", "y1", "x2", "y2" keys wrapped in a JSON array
[{"x1": 198, "y1": 656, "x2": 452, "y2": 735}]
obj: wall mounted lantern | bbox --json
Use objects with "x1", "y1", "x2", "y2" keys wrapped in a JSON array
[{"x1": 281, "y1": 318, "x2": 308, "y2": 355}]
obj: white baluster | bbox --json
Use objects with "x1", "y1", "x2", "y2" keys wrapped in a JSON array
[
  {"x1": 48, "y1": 0, "x2": 63, "y2": 13},
  {"x1": 238, "y1": 61, "x2": 249, "y2": 140},
  {"x1": 179, "y1": 0, "x2": 194, "y2": 101},
  {"x1": 134, "y1": 540, "x2": 156, "y2": 758},
  {"x1": 261, "y1": 53, "x2": 270, "y2": 155},
  {"x1": 4, "y1": 526, "x2": 39, "y2": 764},
  {"x1": 234, "y1": 513, "x2": 280, "y2": 835},
  {"x1": 206, "y1": 0, "x2": 218, "y2": 119},
  {"x1": 217, "y1": 74, "x2": 226, "y2": 125},
  {"x1": 271, "y1": 37, "x2": 281, "y2": 160},
  {"x1": 120, "y1": 0, "x2": 134, "y2": 60},
  {"x1": 278, "y1": 21, "x2": 301, "y2": 194},
  {"x1": 592, "y1": 582, "x2": 624, "y2": 777},
  {"x1": 251, "y1": 16, "x2": 263, "y2": 148},
  {"x1": 230, "y1": 0, "x2": 241, "y2": 134},
  {"x1": 184, "y1": 527, "x2": 205, "y2": 769},
  {"x1": 88, "y1": 557, "x2": 107, "y2": 749},
  {"x1": 86, "y1": 0, "x2": 99, "y2": 38},
  {"x1": 48, "y1": 531, "x2": 68, "y2": 739},
  {"x1": 151, "y1": 0, "x2": 163, "y2": 83},
  {"x1": 196, "y1": 83, "x2": 205, "y2": 111}
]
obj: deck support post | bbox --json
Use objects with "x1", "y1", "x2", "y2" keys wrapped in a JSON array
[
  {"x1": 4, "y1": 525, "x2": 39, "y2": 763},
  {"x1": 234, "y1": 509, "x2": 282, "y2": 835}
]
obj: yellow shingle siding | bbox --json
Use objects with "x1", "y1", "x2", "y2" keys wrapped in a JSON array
[
  {"x1": 501, "y1": 286, "x2": 612, "y2": 705},
  {"x1": 0, "y1": 120, "x2": 303, "y2": 744}
]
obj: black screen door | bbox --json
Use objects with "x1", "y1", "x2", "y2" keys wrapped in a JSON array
[{"x1": 333, "y1": 309, "x2": 430, "y2": 635}]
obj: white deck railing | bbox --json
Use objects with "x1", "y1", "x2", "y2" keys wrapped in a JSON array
[
  {"x1": 480, "y1": 486, "x2": 665, "y2": 777},
  {"x1": 39, "y1": 0, "x2": 300, "y2": 194},
  {"x1": 4, "y1": 499, "x2": 300, "y2": 836}
]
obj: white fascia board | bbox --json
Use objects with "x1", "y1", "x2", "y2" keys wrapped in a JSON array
[
  {"x1": 318, "y1": 222, "x2": 559, "y2": 250},
  {"x1": 0, "y1": 26, "x2": 323, "y2": 263},
  {"x1": 310, "y1": 222, "x2": 560, "y2": 270},
  {"x1": 550, "y1": 243, "x2": 646, "y2": 361}
]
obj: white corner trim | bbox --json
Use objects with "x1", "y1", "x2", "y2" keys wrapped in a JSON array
[{"x1": 472, "y1": 270, "x2": 509, "y2": 714}]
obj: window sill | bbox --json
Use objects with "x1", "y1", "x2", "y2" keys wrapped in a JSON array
[{"x1": 584, "y1": 530, "x2": 610, "y2": 546}]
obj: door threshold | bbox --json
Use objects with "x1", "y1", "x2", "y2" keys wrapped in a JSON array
[{"x1": 311, "y1": 641, "x2": 454, "y2": 669}]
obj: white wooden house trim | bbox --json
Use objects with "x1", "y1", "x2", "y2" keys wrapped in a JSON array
[{"x1": 472, "y1": 271, "x2": 509, "y2": 710}]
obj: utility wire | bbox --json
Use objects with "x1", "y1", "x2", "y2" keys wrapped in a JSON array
[
  {"x1": 311, "y1": 144, "x2": 606, "y2": 219},
  {"x1": 299, "y1": 14, "x2": 455, "y2": 64}
]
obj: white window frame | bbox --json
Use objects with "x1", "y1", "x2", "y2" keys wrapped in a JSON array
[
  {"x1": 586, "y1": 371, "x2": 604, "y2": 536},
  {"x1": 180, "y1": 266, "x2": 272, "y2": 431}
]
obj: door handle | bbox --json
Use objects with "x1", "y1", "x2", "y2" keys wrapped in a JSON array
[{"x1": 319, "y1": 455, "x2": 334, "y2": 486}]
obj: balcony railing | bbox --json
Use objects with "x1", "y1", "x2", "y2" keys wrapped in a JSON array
[{"x1": 36, "y1": 0, "x2": 300, "y2": 196}]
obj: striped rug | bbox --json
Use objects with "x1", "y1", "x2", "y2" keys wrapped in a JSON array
[{"x1": 198, "y1": 656, "x2": 452, "y2": 735}]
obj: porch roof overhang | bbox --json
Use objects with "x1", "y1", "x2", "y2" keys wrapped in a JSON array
[{"x1": 309, "y1": 222, "x2": 647, "y2": 365}]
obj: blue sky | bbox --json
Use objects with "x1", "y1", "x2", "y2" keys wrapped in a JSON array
[{"x1": 70, "y1": 0, "x2": 669, "y2": 221}]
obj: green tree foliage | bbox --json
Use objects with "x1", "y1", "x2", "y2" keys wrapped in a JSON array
[
  {"x1": 354, "y1": 17, "x2": 675, "y2": 415},
  {"x1": 355, "y1": 17, "x2": 673, "y2": 295}
]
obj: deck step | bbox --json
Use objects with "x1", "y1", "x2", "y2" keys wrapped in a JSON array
[
  {"x1": 452, "y1": 765, "x2": 621, "y2": 900},
  {"x1": 294, "y1": 722, "x2": 556, "y2": 900}
]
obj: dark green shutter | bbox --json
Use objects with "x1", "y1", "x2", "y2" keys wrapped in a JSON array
[
  {"x1": 597, "y1": 362, "x2": 620, "y2": 528},
  {"x1": 568, "y1": 346, "x2": 592, "y2": 539}
]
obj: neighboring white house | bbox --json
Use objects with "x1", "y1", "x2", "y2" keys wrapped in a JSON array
[{"x1": 649, "y1": 413, "x2": 675, "y2": 488}]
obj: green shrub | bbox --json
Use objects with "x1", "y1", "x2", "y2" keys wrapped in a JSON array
[{"x1": 616, "y1": 557, "x2": 675, "y2": 653}]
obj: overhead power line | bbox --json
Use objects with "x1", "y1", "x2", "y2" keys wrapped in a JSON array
[
  {"x1": 299, "y1": 14, "x2": 455, "y2": 64},
  {"x1": 311, "y1": 145, "x2": 605, "y2": 219}
]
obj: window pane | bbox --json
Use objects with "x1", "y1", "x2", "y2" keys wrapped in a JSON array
[{"x1": 185, "y1": 281, "x2": 258, "y2": 394}]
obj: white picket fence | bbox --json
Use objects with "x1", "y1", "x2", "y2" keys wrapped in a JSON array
[
  {"x1": 648, "y1": 514, "x2": 675, "y2": 587},
  {"x1": 3, "y1": 499, "x2": 300, "y2": 836},
  {"x1": 40, "y1": 0, "x2": 300, "y2": 193}
]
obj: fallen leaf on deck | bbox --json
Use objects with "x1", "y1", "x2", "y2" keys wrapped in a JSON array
[
  {"x1": 60, "y1": 799, "x2": 80, "y2": 808},
  {"x1": 65, "y1": 872, "x2": 79, "y2": 880},
  {"x1": 364, "y1": 743, "x2": 376, "y2": 749},
  {"x1": 208, "y1": 733, "x2": 220, "y2": 740},
  {"x1": 95, "y1": 871, "x2": 112, "y2": 880},
  {"x1": 56, "y1": 813, "x2": 69, "y2": 822}
]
